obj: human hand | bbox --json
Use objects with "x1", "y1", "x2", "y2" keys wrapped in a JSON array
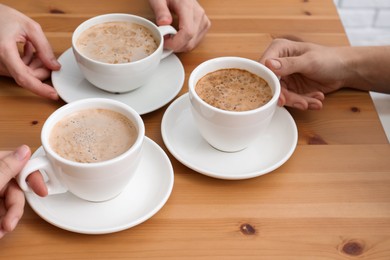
[
  {"x1": 259, "y1": 39, "x2": 349, "y2": 110},
  {"x1": 0, "y1": 145, "x2": 47, "y2": 239},
  {"x1": 0, "y1": 4, "x2": 61, "y2": 100},
  {"x1": 149, "y1": 0, "x2": 211, "y2": 52}
]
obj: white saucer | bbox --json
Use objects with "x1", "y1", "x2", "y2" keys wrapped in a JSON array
[
  {"x1": 51, "y1": 48, "x2": 185, "y2": 115},
  {"x1": 161, "y1": 94, "x2": 298, "y2": 180},
  {"x1": 25, "y1": 137, "x2": 174, "y2": 234}
]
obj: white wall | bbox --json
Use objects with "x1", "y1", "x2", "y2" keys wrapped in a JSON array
[{"x1": 334, "y1": 0, "x2": 390, "y2": 46}]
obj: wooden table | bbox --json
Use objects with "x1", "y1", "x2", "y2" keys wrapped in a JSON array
[{"x1": 1, "y1": 1, "x2": 390, "y2": 259}]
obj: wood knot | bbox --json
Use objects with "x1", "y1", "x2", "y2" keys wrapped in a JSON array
[
  {"x1": 303, "y1": 0, "x2": 309, "y2": 2},
  {"x1": 341, "y1": 240, "x2": 365, "y2": 256},
  {"x1": 351, "y1": 107, "x2": 361, "y2": 113},
  {"x1": 240, "y1": 223, "x2": 256, "y2": 235},
  {"x1": 31, "y1": 120, "x2": 39, "y2": 125},
  {"x1": 304, "y1": 11, "x2": 312, "y2": 16},
  {"x1": 308, "y1": 134, "x2": 327, "y2": 145},
  {"x1": 50, "y1": 9, "x2": 65, "y2": 14}
]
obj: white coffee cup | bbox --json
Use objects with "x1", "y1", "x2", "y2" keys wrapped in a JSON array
[
  {"x1": 188, "y1": 57, "x2": 281, "y2": 152},
  {"x1": 17, "y1": 98, "x2": 145, "y2": 202},
  {"x1": 72, "y1": 13, "x2": 177, "y2": 93}
]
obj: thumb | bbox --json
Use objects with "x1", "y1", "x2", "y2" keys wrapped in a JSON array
[
  {"x1": 265, "y1": 56, "x2": 310, "y2": 77},
  {"x1": 149, "y1": 0, "x2": 173, "y2": 26},
  {"x1": 0, "y1": 145, "x2": 31, "y2": 189}
]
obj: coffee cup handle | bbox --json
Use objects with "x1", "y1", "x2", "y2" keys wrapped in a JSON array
[
  {"x1": 17, "y1": 156, "x2": 68, "y2": 195},
  {"x1": 157, "y1": 25, "x2": 177, "y2": 59}
]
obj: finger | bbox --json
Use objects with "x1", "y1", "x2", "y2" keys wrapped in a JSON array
[
  {"x1": 27, "y1": 58, "x2": 51, "y2": 80},
  {"x1": 284, "y1": 90, "x2": 309, "y2": 110},
  {"x1": 259, "y1": 40, "x2": 286, "y2": 64},
  {"x1": 1, "y1": 180, "x2": 25, "y2": 233},
  {"x1": 259, "y1": 38, "x2": 300, "y2": 64},
  {"x1": 30, "y1": 67, "x2": 51, "y2": 81},
  {"x1": 164, "y1": 13, "x2": 195, "y2": 52},
  {"x1": 0, "y1": 145, "x2": 30, "y2": 189},
  {"x1": 178, "y1": 12, "x2": 210, "y2": 52},
  {"x1": 2, "y1": 46, "x2": 58, "y2": 99},
  {"x1": 23, "y1": 20, "x2": 61, "y2": 70},
  {"x1": 176, "y1": 2, "x2": 210, "y2": 52},
  {"x1": 148, "y1": 0, "x2": 173, "y2": 26},
  {"x1": 0, "y1": 151, "x2": 12, "y2": 160},
  {"x1": 15, "y1": 73, "x2": 58, "y2": 100},
  {"x1": 277, "y1": 91, "x2": 287, "y2": 107},
  {"x1": 25, "y1": 81, "x2": 59, "y2": 100},
  {"x1": 278, "y1": 86, "x2": 288, "y2": 107},
  {"x1": 265, "y1": 56, "x2": 311, "y2": 77},
  {"x1": 163, "y1": 1, "x2": 196, "y2": 52},
  {"x1": 304, "y1": 91, "x2": 325, "y2": 110},
  {"x1": 282, "y1": 88, "x2": 324, "y2": 110},
  {"x1": 260, "y1": 38, "x2": 315, "y2": 77},
  {"x1": 21, "y1": 41, "x2": 34, "y2": 65},
  {"x1": 164, "y1": 30, "x2": 192, "y2": 52},
  {"x1": 27, "y1": 171, "x2": 48, "y2": 197},
  {"x1": 307, "y1": 98, "x2": 323, "y2": 110},
  {"x1": 0, "y1": 58, "x2": 9, "y2": 77},
  {"x1": 306, "y1": 91, "x2": 325, "y2": 101}
]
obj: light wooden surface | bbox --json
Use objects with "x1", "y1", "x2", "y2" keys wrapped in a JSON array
[{"x1": 1, "y1": 1, "x2": 390, "y2": 259}]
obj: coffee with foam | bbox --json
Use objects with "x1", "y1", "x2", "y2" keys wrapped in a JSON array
[
  {"x1": 76, "y1": 21, "x2": 158, "y2": 64},
  {"x1": 49, "y1": 108, "x2": 137, "y2": 163},
  {"x1": 195, "y1": 68, "x2": 273, "y2": 112}
]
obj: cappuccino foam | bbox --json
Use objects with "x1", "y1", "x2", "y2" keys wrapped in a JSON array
[
  {"x1": 76, "y1": 21, "x2": 158, "y2": 64},
  {"x1": 195, "y1": 68, "x2": 273, "y2": 112},
  {"x1": 49, "y1": 109, "x2": 138, "y2": 163}
]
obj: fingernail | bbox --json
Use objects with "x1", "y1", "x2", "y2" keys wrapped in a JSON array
[
  {"x1": 270, "y1": 59, "x2": 282, "y2": 69},
  {"x1": 51, "y1": 58, "x2": 61, "y2": 68},
  {"x1": 309, "y1": 103, "x2": 322, "y2": 110},
  {"x1": 14, "y1": 145, "x2": 29, "y2": 161},
  {"x1": 293, "y1": 103, "x2": 306, "y2": 110},
  {"x1": 157, "y1": 15, "x2": 170, "y2": 24},
  {"x1": 50, "y1": 91, "x2": 59, "y2": 100},
  {"x1": 9, "y1": 218, "x2": 19, "y2": 231}
]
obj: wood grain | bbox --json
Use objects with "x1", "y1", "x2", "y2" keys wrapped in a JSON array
[{"x1": 0, "y1": 0, "x2": 389, "y2": 259}]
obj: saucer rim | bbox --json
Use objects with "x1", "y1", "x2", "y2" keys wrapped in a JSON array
[
  {"x1": 51, "y1": 48, "x2": 184, "y2": 115},
  {"x1": 24, "y1": 137, "x2": 174, "y2": 234},
  {"x1": 161, "y1": 93, "x2": 298, "y2": 180}
]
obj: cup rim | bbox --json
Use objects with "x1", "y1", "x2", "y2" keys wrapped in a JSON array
[
  {"x1": 71, "y1": 13, "x2": 163, "y2": 66},
  {"x1": 41, "y1": 98, "x2": 145, "y2": 167},
  {"x1": 189, "y1": 56, "x2": 281, "y2": 115}
]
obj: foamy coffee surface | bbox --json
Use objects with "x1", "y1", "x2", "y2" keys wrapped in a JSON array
[
  {"x1": 76, "y1": 21, "x2": 158, "y2": 64},
  {"x1": 195, "y1": 69, "x2": 273, "y2": 112},
  {"x1": 49, "y1": 109, "x2": 137, "y2": 163}
]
